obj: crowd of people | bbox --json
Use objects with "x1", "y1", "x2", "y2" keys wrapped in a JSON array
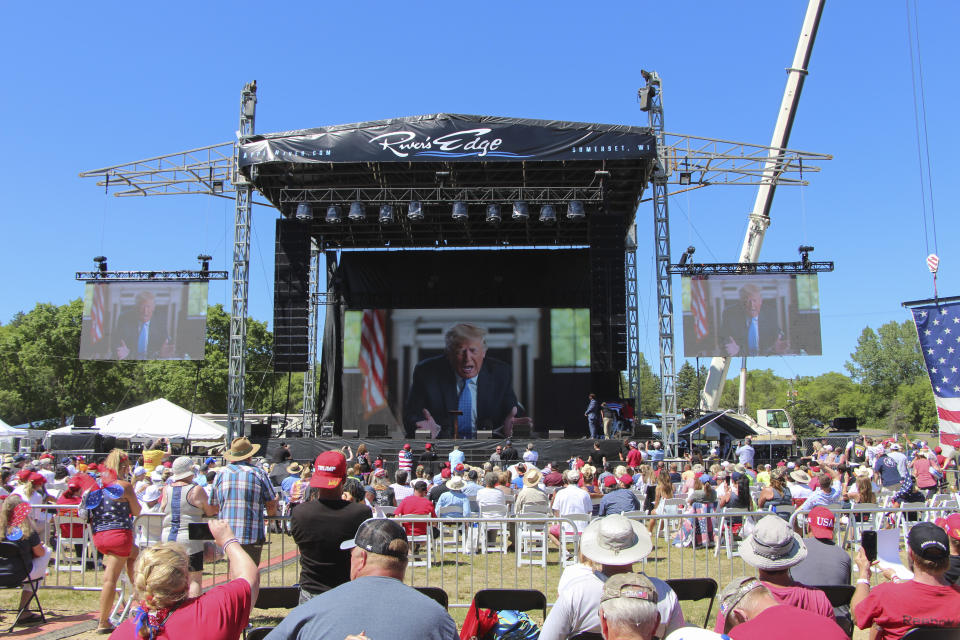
[{"x1": 0, "y1": 430, "x2": 957, "y2": 639}]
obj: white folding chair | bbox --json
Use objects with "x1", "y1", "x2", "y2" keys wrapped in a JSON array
[
  {"x1": 436, "y1": 505, "x2": 464, "y2": 557},
  {"x1": 516, "y1": 504, "x2": 549, "y2": 567},
  {"x1": 654, "y1": 498, "x2": 686, "y2": 544},
  {"x1": 53, "y1": 514, "x2": 93, "y2": 574},
  {"x1": 558, "y1": 513, "x2": 591, "y2": 565},
  {"x1": 841, "y1": 503, "x2": 877, "y2": 549},
  {"x1": 479, "y1": 504, "x2": 509, "y2": 554},
  {"x1": 714, "y1": 508, "x2": 750, "y2": 559},
  {"x1": 404, "y1": 515, "x2": 434, "y2": 567}
]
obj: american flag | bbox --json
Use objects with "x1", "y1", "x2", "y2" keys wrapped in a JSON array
[
  {"x1": 358, "y1": 309, "x2": 387, "y2": 416},
  {"x1": 912, "y1": 301, "x2": 960, "y2": 448},
  {"x1": 691, "y1": 276, "x2": 709, "y2": 340},
  {"x1": 90, "y1": 284, "x2": 107, "y2": 344}
]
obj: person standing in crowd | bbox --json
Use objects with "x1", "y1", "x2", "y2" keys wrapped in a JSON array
[
  {"x1": 398, "y1": 443, "x2": 414, "y2": 476},
  {"x1": 0, "y1": 495, "x2": 50, "y2": 626},
  {"x1": 417, "y1": 443, "x2": 437, "y2": 477},
  {"x1": 448, "y1": 445, "x2": 465, "y2": 467},
  {"x1": 911, "y1": 449, "x2": 941, "y2": 499},
  {"x1": 716, "y1": 577, "x2": 847, "y2": 639},
  {"x1": 853, "y1": 521, "x2": 960, "y2": 638},
  {"x1": 266, "y1": 520, "x2": 458, "y2": 640},
  {"x1": 159, "y1": 456, "x2": 220, "y2": 598},
  {"x1": 874, "y1": 446, "x2": 903, "y2": 490},
  {"x1": 601, "y1": 402, "x2": 617, "y2": 440},
  {"x1": 501, "y1": 439, "x2": 520, "y2": 462},
  {"x1": 797, "y1": 467, "x2": 842, "y2": 513},
  {"x1": 290, "y1": 451, "x2": 372, "y2": 603},
  {"x1": 937, "y1": 514, "x2": 960, "y2": 584},
  {"x1": 523, "y1": 442, "x2": 539, "y2": 465},
  {"x1": 585, "y1": 393, "x2": 601, "y2": 439},
  {"x1": 141, "y1": 438, "x2": 172, "y2": 473},
  {"x1": 209, "y1": 438, "x2": 277, "y2": 566},
  {"x1": 110, "y1": 520, "x2": 259, "y2": 640},
  {"x1": 789, "y1": 507, "x2": 853, "y2": 633},
  {"x1": 539, "y1": 514, "x2": 685, "y2": 640},
  {"x1": 87, "y1": 449, "x2": 141, "y2": 634},
  {"x1": 735, "y1": 437, "x2": 755, "y2": 468},
  {"x1": 281, "y1": 462, "x2": 303, "y2": 497},
  {"x1": 626, "y1": 442, "x2": 643, "y2": 469}
]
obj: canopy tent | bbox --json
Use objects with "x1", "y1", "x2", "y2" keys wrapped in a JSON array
[
  {"x1": 46, "y1": 399, "x2": 226, "y2": 442},
  {"x1": 677, "y1": 411, "x2": 757, "y2": 441},
  {"x1": 0, "y1": 417, "x2": 29, "y2": 437}
]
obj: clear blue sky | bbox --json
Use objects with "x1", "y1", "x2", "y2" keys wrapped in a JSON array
[{"x1": 1, "y1": 1, "x2": 958, "y2": 381}]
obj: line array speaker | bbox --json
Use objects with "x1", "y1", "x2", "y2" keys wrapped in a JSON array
[{"x1": 274, "y1": 219, "x2": 311, "y2": 372}]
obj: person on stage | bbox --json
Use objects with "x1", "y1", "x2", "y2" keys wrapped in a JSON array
[
  {"x1": 113, "y1": 291, "x2": 174, "y2": 360},
  {"x1": 719, "y1": 284, "x2": 788, "y2": 357},
  {"x1": 402, "y1": 323, "x2": 531, "y2": 439}
]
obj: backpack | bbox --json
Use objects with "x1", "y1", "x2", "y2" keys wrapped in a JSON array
[{"x1": 488, "y1": 610, "x2": 540, "y2": 640}]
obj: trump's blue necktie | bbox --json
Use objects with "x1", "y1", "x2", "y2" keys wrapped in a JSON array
[
  {"x1": 458, "y1": 378, "x2": 474, "y2": 437},
  {"x1": 138, "y1": 322, "x2": 149, "y2": 355},
  {"x1": 748, "y1": 318, "x2": 759, "y2": 356}
]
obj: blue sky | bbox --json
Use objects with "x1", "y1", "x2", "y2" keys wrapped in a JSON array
[{"x1": 1, "y1": 1, "x2": 958, "y2": 381}]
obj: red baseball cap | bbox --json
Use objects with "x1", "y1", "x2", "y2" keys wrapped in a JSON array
[
  {"x1": 456, "y1": 463, "x2": 465, "y2": 472},
  {"x1": 403, "y1": 443, "x2": 411, "y2": 450},
  {"x1": 373, "y1": 459, "x2": 383, "y2": 468},
  {"x1": 619, "y1": 474, "x2": 634, "y2": 487},
  {"x1": 934, "y1": 446, "x2": 943, "y2": 454},
  {"x1": 441, "y1": 468, "x2": 451, "y2": 479},
  {"x1": 603, "y1": 475, "x2": 617, "y2": 488},
  {"x1": 310, "y1": 451, "x2": 346, "y2": 488},
  {"x1": 941, "y1": 514, "x2": 960, "y2": 542},
  {"x1": 28, "y1": 472, "x2": 45, "y2": 486},
  {"x1": 808, "y1": 506, "x2": 836, "y2": 539},
  {"x1": 424, "y1": 443, "x2": 432, "y2": 449}
]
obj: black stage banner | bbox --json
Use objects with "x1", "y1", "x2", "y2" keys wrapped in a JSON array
[{"x1": 239, "y1": 113, "x2": 657, "y2": 166}]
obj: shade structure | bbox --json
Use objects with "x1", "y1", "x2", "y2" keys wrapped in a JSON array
[{"x1": 94, "y1": 398, "x2": 227, "y2": 441}]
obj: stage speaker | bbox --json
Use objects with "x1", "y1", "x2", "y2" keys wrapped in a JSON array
[
  {"x1": 319, "y1": 424, "x2": 334, "y2": 437},
  {"x1": 342, "y1": 429, "x2": 359, "y2": 439},
  {"x1": 548, "y1": 430, "x2": 565, "y2": 439},
  {"x1": 250, "y1": 422, "x2": 271, "y2": 438},
  {"x1": 74, "y1": 415, "x2": 96, "y2": 429},
  {"x1": 364, "y1": 424, "x2": 389, "y2": 439},
  {"x1": 273, "y1": 218, "x2": 311, "y2": 372},
  {"x1": 633, "y1": 424, "x2": 654, "y2": 439},
  {"x1": 512, "y1": 423, "x2": 532, "y2": 439},
  {"x1": 477, "y1": 430, "x2": 493, "y2": 440},
  {"x1": 415, "y1": 429, "x2": 433, "y2": 440},
  {"x1": 95, "y1": 435, "x2": 117, "y2": 454}
]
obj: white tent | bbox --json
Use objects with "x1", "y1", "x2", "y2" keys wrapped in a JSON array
[
  {"x1": 95, "y1": 398, "x2": 227, "y2": 441},
  {"x1": 0, "y1": 417, "x2": 29, "y2": 437}
]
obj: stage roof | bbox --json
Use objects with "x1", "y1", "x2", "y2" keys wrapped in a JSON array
[{"x1": 239, "y1": 113, "x2": 657, "y2": 249}]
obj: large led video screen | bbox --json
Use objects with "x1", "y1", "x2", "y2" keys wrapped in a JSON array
[
  {"x1": 79, "y1": 282, "x2": 209, "y2": 360},
  {"x1": 680, "y1": 274, "x2": 822, "y2": 357},
  {"x1": 339, "y1": 307, "x2": 591, "y2": 436}
]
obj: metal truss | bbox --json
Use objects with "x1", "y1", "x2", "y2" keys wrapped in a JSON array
[
  {"x1": 642, "y1": 70, "x2": 679, "y2": 455},
  {"x1": 301, "y1": 238, "x2": 321, "y2": 438},
  {"x1": 281, "y1": 186, "x2": 604, "y2": 206},
  {"x1": 75, "y1": 270, "x2": 228, "y2": 281},
  {"x1": 625, "y1": 226, "x2": 640, "y2": 420},
  {"x1": 227, "y1": 81, "x2": 258, "y2": 444},
  {"x1": 78, "y1": 143, "x2": 237, "y2": 198},
  {"x1": 668, "y1": 261, "x2": 834, "y2": 275}
]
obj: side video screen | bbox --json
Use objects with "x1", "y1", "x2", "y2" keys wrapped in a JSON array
[
  {"x1": 680, "y1": 274, "x2": 822, "y2": 357},
  {"x1": 79, "y1": 281, "x2": 209, "y2": 361}
]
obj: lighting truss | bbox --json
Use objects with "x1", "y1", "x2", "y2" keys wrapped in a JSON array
[
  {"x1": 668, "y1": 261, "x2": 834, "y2": 275},
  {"x1": 280, "y1": 186, "x2": 604, "y2": 206},
  {"x1": 74, "y1": 270, "x2": 229, "y2": 281}
]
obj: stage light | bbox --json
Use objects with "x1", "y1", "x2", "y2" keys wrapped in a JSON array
[
  {"x1": 452, "y1": 201, "x2": 468, "y2": 222},
  {"x1": 485, "y1": 204, "x2": 501, "y2": 225},
  {"x1": 512, "y1": 201, "x2": 529, "y2": 221},
  {"x1": 539, "y1": 204, "x2": 557, "y2": 224},
  {"x1": 408, "y1": 201, "x2": 424, "y2": 221},
  {"x1": 679, "y1": 172, "x2": 692, "y2": 186},
  {"x1": 211, "y1": 180, "x2": 224, "y2": 194},
  {"x1": 678, "y1": 246, "x2": 696, "y2": 267},
  {"x1": 295, "y1": 203, "x2": 313, "y2": 221},
  {"x1": 348, "y1": 201, "x2": 365, "y2": 222},
  {"x1": 325, "y1": 205, "x2": 342, "y2": 224},
  {"x1": 379, "y1": 204, "x2": 395, "y2": 224},
  {"x1": 798, "y1": 245, "x2": 814, "y2": 269},
  {"x1": 197, "y1": 254, "x2": 212, "y2": 276},
  {"x1": 566, "y1": 200, "x2": 585, "y2": 220},
  {"x1": 93, "y1": 256, "x2": 108, "y2": 275},
  {"x1": 594, "y1": 170, "x2": 610, "y2": 177}
]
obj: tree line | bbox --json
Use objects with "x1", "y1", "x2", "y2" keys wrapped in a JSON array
[
  {"x1": 631, "y1": 319, "x2": 936, "y2": 436},
  {"x1": 0, "y1": 301, "x2": 303, "y2": 427}
]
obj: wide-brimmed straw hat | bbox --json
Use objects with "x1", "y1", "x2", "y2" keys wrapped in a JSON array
[
  {"x1": 580, "y1": 514, "x2": 653, "y2": 566},
  {"x1": 224, "y1": 437, "x2": 260, "y2": 462},
  {"x1": 523, "y1": 468, "x2": 542, "y2": 487},
  {"x1": 789, "y1": 470, "x2": 811, "y2": 484},
  {"x1": 446, "y1": 476, "x2": 466, "y2": 491},
  {"x1": 738, "y1": 514, "x2": 807, "y2": 570},
  {"x1": 287, "y1": 462, "x2": 303, "y2": 475}
]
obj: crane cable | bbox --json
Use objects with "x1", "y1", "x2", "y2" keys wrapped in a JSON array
[{"x1": 906, "y1": 0, "x2": 939, "y2": 257}]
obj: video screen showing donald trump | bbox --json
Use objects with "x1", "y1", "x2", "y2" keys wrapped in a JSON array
[
  {"x1": 680, "y1": 274, "x2": 822, "y2": 357},
  {"x1": 79, "y1": 281, "x2": 209, "y2": 361},
  {"x1": 341, "y1": 307, "x2": 590, "y2": 438}
]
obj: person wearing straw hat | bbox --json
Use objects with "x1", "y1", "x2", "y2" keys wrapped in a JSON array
[
  {"x1": 281, "y1": 461, "x2": 304, "y2": 496},
  {"x1": 160, "y1": 456, "x2": 220, "y2": 598},
  {"x1": 539, "y1": 514, "x2": 685, "y2": 640},
  {"x1": 711, "y1": 514, "x2": 833, "y2": 633},
  {"x1": 714, "y1": 576, "x2": 847, "y2": 639},
  {"x1": 514, "y1": 467, "x2": 548, "y2": 514},
  {"x1": 435, "y1": 474, "x2": 472, "y2": 517},
  {"x1": 209, "y1": 437, "x2": 277, "y2": 566}
]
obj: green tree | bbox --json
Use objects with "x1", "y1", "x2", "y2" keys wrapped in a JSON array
[
  {"x1": 719, "y1": 368, "x2": 790, "y2": 417},
  {"x1": 675, "y1": 361, "x2": 707, "y2": 411},
  {"x1": 623, "y1": 352, "x2": 661, "y2": 416},
  {"x1": 845, "y1": 320, "x2": 925, "y2": 399}
]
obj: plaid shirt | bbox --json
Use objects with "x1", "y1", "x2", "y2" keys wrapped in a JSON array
[{"x1": 210, "y1": 462, "x2": 276, "y2": 544}]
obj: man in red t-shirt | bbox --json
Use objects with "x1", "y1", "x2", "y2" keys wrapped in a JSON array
[
  {"x1": 717, "y1": 576, "x2": 846, "y2": 639},
  {"x1": 395, "y1": 480, "x2": 436, "y2": 537},
  {"x1": 853, "y1": 521, "x2": 960, "y2": 639},
  {"x1": 626, "y1": 442, "x2": 643, "y2": 468}
]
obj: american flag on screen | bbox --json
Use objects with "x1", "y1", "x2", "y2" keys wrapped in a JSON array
[
  {"x1": 912, "y1": 301, "x2": 960, "y2": 448},
  {"x1": 691, "y1": 276, "x2": 709, "y2": 340},
  {"x1": 90, "y1": 284, "x2": 107, "y2": 344},
  {"x1": 359, "y1": 309, "x2": 387, "y2": 416}
]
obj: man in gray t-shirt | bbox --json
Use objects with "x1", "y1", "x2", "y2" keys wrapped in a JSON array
[{"x1": 266, "y1": 520, "x2": 458, "y2": 640}]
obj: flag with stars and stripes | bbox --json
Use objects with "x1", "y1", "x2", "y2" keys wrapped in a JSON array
[
  {"x1": 691, "y1": 276, "x2": 709, "y2": 340},
  {"x1": 911, "y1": 301, "x2": 960, "y2": 448},
  {"x1": 358, "y1": 309, "x2": 388, "y2": 417}
]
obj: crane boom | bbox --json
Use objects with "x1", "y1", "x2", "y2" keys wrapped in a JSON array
[{"x1": 701, "y1": 0, "x2": 826, "y2": 411}]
